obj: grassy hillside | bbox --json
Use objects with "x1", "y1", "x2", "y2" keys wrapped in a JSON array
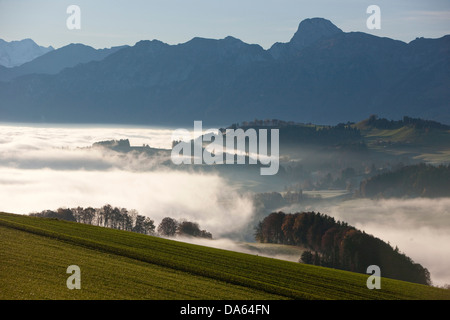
[
  {"x1": 355, "y1": 117, "x2": 450, "y2": 163},
  {"x1": 1, "y1": 212, "x2": 449, "y2": 300}
]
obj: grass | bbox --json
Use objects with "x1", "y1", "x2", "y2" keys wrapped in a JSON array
[
  {"x1": 356, "y1": 124, "x2": 450, "y2": 163},
  {"x1": 1, "y1": 212, "x2": 449, "y2": 300}
]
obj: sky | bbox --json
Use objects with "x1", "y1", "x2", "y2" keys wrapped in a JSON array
[{"x1": 0, "y1": 0, "x2": 449, "y2": 49}]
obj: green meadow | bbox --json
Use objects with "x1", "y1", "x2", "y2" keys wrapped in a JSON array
[{"x1": 1, "y1": 212, "x2": 449, "y2": 300}]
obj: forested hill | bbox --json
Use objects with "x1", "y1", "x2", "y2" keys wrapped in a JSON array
[
  {"x1": 255, "y1": 211, "x2": 431, "y2": 285},
  {"x1": 357, "y1": 115, "x2": 450, "y2": 131},
  {"x1": 235, "y1": 119, "x2": 362, "y2": 146},
  {"x1": 359, "y1": 163, "x2": 450, "y2": 198}
]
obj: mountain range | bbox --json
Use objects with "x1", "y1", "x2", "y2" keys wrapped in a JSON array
[
  {"x1": 0, "y1": 38, "x2": 54, "y2": 68},
  {"x1": 0, "y1": 43, "x2": 128, "y2": 82},
  {"x1": 0, "y1": 18, "x2": 449, "y2": 126}
]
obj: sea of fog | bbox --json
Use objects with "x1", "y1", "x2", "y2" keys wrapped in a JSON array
[{"x1": 0, "y1": 123, "x2": 449, "y2": 287}]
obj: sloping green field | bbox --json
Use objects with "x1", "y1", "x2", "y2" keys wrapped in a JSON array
[
  {"x1": 357, "y1": 123, "x2": 450, "y2": 163},
  {"x1": 0, "y1": 212, "x2": 449, "y2": 300}
]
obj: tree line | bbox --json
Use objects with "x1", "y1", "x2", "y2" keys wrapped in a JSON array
[
  {"x1": 29, "y1": 205, "x2": 212, "y2": 239},
  {"x1": 255, "y1": 211, "x2": 431, "y2": 285},
  {"x1": 280, "y1": 123, "x2": 363, "y2": 147},
  {"x1": 365, "y1": 115, "x2": 450, "y2": 130},
  {"x1": 232, "y1": 119, "x2": 363, "y2": 147},
  {"x1": 359, "y1": 163, "x2": 450, "y2": 198}
]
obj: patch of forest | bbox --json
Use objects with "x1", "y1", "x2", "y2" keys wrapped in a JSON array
[
  {"x1": 234, "y1": 119, "x2": 363, "y2": 147},
  {"x1": 255, "y1": 211, "x2": 431, "y2": 285},
  {"x1": 359, "y1": 163, "x2": 450, "y2": 198},
  {"x1": 360, "y1": 115, "x2": 450, "y2": 130}
]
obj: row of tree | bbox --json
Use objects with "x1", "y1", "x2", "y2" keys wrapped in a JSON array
[
  {"x1": 232, "y1": 119, "x2": 363, "y2": 147},
  {"x1": 29, "y1": 205, "x2": 212, "y2": 239},
  {"x1": 255, "y1": 211, "x2": 431, "y2": 285},
  {"x1": 365, "y1": 115, "x2": 450, "y2": 130},
  {"x1": 280, "y1": 123, "x2": 363, "y2": 147}
]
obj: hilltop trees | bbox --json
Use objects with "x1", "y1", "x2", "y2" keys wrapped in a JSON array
[
  {"x1": 300, "y1": 251, "x2": 314, "y2": 264},
  {"x1": 157, "y1": 217, "x2": 178, "y2": 237},
  {"x1": 30, "y1": 205, "x2": 155, "y2": 235},
  {"x1": 364, "y1": 115, "x2": 450, "y2": 130},
  {"x1": 177, "y1": 221, "x2": 212, "y2": 239},
  {"x1": 256, "y1": 211, "x2": 431, "y2": 285},
  {"x1": 29, "y1": 205, "x2": 212, "y2": 239},
  {"x1": 158, "y1": 217, "x2": 212, "y2": 239},
  {"x1": 133, "y1": 214, "x2": 155, "y2": 235}
]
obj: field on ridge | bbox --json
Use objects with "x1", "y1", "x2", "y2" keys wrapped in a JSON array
[{"x1": 1, "y1": 212, "x2": 449, "y2": 300}]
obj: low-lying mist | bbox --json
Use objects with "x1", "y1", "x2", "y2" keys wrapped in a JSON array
[
  {"x1": 1, "y1": 124, "x2": 449, "y2": 287},
  {"x1": 0, "y1": 168, "x2": 254, "y2": 236},
  {"x1": 0, "y1": 124, "x2": 254, "y2": 237}
]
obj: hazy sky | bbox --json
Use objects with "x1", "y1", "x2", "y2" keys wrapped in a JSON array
[{"x1": 1, "y1": 0, "x2": 449, "y2": 49}]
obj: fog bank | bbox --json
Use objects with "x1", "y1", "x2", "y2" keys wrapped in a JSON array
[{"x1": 0, "y1": 125, "x2": 254, "y2": 237}]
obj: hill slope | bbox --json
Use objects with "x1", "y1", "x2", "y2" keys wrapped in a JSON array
[
  {"x1": 0, "y1": 212, "x2": 449, "y2": 300},
  {"x1": 356, "y1": 116, "x2": 450, "y2": 163}
]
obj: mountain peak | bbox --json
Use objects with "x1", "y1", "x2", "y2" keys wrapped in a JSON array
[
  {"x1": 0, "y1": 38, "x2": 54, "y2": 67},
  {"x1": 290, "y1": 18, "x2": 343, "y2": 50}
]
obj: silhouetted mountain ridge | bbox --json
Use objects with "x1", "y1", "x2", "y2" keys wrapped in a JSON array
[
  {"x1": 0, "y1": 38, "x2": 54, "y2": 67},
  {"x1": 0, "y1": 43, "x2": 128, "y2": 81},
  {"x1": 0, "y1": 18, "x2": 449, "y2": 125},
  {"x1": 270, "y1": 17, "x2": 343, "y2": 58}
]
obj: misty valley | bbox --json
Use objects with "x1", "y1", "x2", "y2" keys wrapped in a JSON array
[
  {"x1": 1, "y1": 115, "x2": 450, "y2": 288},
  {"x1": 2, "y1": 5, "x2": 450, "y2": 305}
]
